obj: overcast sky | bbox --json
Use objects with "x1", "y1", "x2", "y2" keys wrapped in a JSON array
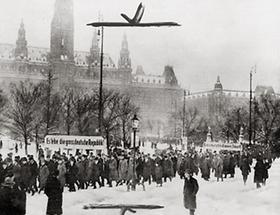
[{"x1": 1, "y1": 0, "x2": 280, "y2": 92}]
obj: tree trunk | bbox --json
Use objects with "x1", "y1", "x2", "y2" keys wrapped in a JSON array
[
  {"x1": 35, "y1": 127, "x2": 39, "y2": 153},
  {"x1": 24, "y1": 134, "x2": 28, "y2": 155},
  {"x1": 122, "y1": 121, "x2": 126, "y2": 148},
  {"x1": 106, "y1": 131, "x2": 110, "y2": 152}
]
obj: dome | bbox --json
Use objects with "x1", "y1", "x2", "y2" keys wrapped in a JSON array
[{"x1": 214, "y1": 76, "x2": 223, "y2": 91}]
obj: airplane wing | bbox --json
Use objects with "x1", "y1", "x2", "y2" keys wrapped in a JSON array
[{"x1": 87, "y1": 22, "x2": 180, "y2": 27}]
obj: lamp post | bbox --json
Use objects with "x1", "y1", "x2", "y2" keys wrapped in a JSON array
[
  {"x1": 131, "y1": 114, "x2": 139, "y2": 191},
  {"x1": 98, "y1": 26, "x2": 104, "y2": 135},
  {"x1": 249, "y1": 65, "x2": 256, "y2": 145}
]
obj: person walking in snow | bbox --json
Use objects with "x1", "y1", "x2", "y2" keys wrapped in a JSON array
[
  {"x1": 262, "y1": 158, "x2": 271, "y2": 186},
  {"x1": 45, "y1": 170, "x2": 63, "y2": 215},
  {"x1": 213, "y1": 154, "x2": 224, "y2": 182},
  {"x1": 183, "y1": 169, "x2": 199, "y2": 215},
  {"x1": 239, "y1": 153, "x2": 251, "y2": 185},
  {"x1": 254, "y1": 156, "x2": 265, "y2": 189}
]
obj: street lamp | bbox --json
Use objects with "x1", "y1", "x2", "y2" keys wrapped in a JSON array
[{"x1": 131, "y1": 114, "x2": 139, "y2": 191}]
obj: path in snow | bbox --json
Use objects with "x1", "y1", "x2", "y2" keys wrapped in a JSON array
[{"x1": 26, "y1": 159, "x2": 280, "y2": 215}]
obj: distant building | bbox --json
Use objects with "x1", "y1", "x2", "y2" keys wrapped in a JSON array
[
  {"x1": 0, "y1": 0, "x2": 183, "y2": 138},
  {"x1": 185, "y1": 76, "x2": 279, "y2": 120}
]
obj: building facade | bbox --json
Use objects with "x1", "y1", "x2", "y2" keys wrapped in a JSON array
[
  {"x1": 185, "y1": 76, "x2": 279, "y2": 121},
  {"x1": 0, "y1": 0, "x2": 183, "y2": 138}
]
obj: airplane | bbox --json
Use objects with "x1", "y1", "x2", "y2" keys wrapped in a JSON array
[{"x1": 87, "y1": 3, "x2": 180, "y2": 27}]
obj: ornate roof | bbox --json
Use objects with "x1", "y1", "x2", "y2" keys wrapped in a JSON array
[{"x1": 0, "y1": 43, "x2": 115, "y2": 67}]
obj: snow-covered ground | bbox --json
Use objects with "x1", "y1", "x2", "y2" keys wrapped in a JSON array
[{"x1": 26, "y1": 159, "x2": 280, "y2": 215}]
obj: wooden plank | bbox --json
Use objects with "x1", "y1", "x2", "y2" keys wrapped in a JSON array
[{"x1": 83, "y1": 204, "x2": 164, "y2": 210}]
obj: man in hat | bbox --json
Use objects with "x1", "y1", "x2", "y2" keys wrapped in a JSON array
[
  {"x1": 0, "y1": 176, "x2": 26, "y2": 215},
  {"x1": 28, "y1": 156, "x2": 38, "y2": 195},
  {"x1": 45, "y1": 170, "x2": 63, "y2": 215},
  {"x1": 183, "y1": 169, "x2": 199, "y2": 215}
]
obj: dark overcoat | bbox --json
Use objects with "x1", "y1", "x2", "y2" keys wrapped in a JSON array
[
  {"x1": 45, "y1": 175, "x2": 63, "y2": 215},
  {"x1": 39, "y1": 164, "x2": 49, "y2": 189},
  {"x1": 200, "y1": 157, "x2": 211, "y2": 179},
  {"x1": 154, "y1": 165, "x2": 163, "y2": 184},
  {"x1": 20, "y1": 164, "x2": 31, "y2": 188},
  {"x1": 0, "y1": 185, "x2": 26, "y2": 215},
  {"x1": 91, "y1": 162, "x2": 100, "y2": 181},
  {"x1": 239, "y1": 157, "x2": 251, "y2": 176},
  {"x1": 162, "y1": 159, "x2": 174, "y2": 177},
  {"x1": 108, "y1": 158, "x2": 118, "y2": 181},
  {"x1": 183, "y1": 176, "x2": 199, "y2": 210},
  {"x1": 142, "y1": 159, "x2": 152, "y2": 181},
  {"x1": 254, "y1": 160, "x2": 265, "y2": 183},
  {"x1": 67, "y1": 164, "x2": 78, "y2": 185},
  {"x1": 263, "y1": 161, "x2": 271, "y2": 180}
]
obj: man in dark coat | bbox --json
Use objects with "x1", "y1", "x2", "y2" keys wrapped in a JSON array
[
  {"x1": 97, "y1": 155, "x2": 105, "y2": 187},
  {"x1": 200, "y1": 155, "x2": 211, "y2": 181},
  {"x1": 67, "y1": 158, "x2": 78, "y2": 192},
  {"x1": 28, "y1": 156, "x2": 38, "y2": 194},
  {"x1": 0, "y1": 176, "x2": 26, "y2": 215},
  {"x1": 45, "y1": 170, "x2": 63, "y2": 215},
  {"x1": 239, "y1": 154, "x2": 251, "y2": 185},
  {"x1": 91, "y1": 158, "x2": 101, "y2": 189},
  {"x1": 262, "y1": 159, "x2": 271, "y2": 186},
  {"x1": 19, "y1": 157, "x2": 31, "y2": 192},
  {"x1": 142, "y1": 156, "x2": 152, "y2": 184},
  {"x1": 179, "y1": 154, "x2": 198, "y2": 177},
  {"x1": 162, "y1": 156, "x2": 174, "y2": 182},
  {"x1": 228, "y1": 153, "x2": 236, "y2": 178},
  {"x1": 183, "y1": 169, "x2": 199, "y2": 215},
  {"x1": 254, "y1": 157, "x2": 265, "y2": 188}
]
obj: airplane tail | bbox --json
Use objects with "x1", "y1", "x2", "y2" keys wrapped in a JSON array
[{"x1": 121, "y1": 13, "x2": 132, "y2": 23}]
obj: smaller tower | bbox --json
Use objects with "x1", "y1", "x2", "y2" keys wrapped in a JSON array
[
  {"x1": 214, "y1": 76, "x2": 223, "y2": 91},
  {"x1": 118, "y1": 34, "x2": 131, "y2": 69},
  {"x1": 15, "y1": 20, "x2": 28, "y2": 59},
  {"x1": 89, "y1": 30, "x2": 100, "y2": 66}
]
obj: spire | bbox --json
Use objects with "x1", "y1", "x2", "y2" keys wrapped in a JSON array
[
  {"x1": 90, "y1": 30, "x2": 99, "y2": 53},
  {"x1": 50, "y1": 0, "x2": 74, "y2": 61},
  {"x1": 214, "y1": 75, "x2": 223, "y2": 91},
  {"x1": 89, "y1": 30, "x2": 100, "y2": 66},
  {"x1": 15, "y1": 19, "x2": 28, "y2": 59},
  {"x1": 121, "y1": 34, "x2": 128, "y2": 50},
  {"x1": 118, "y1": 33, "x2": 131, "y2": 69}
]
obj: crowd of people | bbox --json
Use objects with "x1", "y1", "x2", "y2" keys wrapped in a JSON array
[{"x1": 0, "y1": 147, "x2": 274, "y2": 215}]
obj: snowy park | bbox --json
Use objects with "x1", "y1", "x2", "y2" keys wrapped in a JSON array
[{"x1": 26, "y1": 159, "x2": 280, "y2": 215}]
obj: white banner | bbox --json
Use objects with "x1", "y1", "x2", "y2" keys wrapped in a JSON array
[{"x1": 44, "y1": 135, "x2": 107, "y2": 155}]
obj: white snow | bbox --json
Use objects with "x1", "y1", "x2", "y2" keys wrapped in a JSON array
[{"x1": 26, "y1": 159, "x2": 280, "y2": 215}]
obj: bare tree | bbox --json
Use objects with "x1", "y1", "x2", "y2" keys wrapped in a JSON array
[
  {"x1": 220, "y1": 107, "x2": 249, "y2": 142},
  {"x1": 60, "y1": 86, "x2": 76, "y2": 135},
  {"x1": 6, "y1": 81, "x2": 43, "y2": 154},
  {"x1": 72, "y1": 90, "x2": 98, "y2": 135},
  {"x1": 117, "y1": 94, "x2": 139, "y2": 148},
  {"x1": 254, "y1": 94, "x2": 280, "y2": 146}
]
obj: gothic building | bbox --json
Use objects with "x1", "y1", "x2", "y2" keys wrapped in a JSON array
[{"x1": 0, "y1": 0, "x2": 183, "y2": 138}]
